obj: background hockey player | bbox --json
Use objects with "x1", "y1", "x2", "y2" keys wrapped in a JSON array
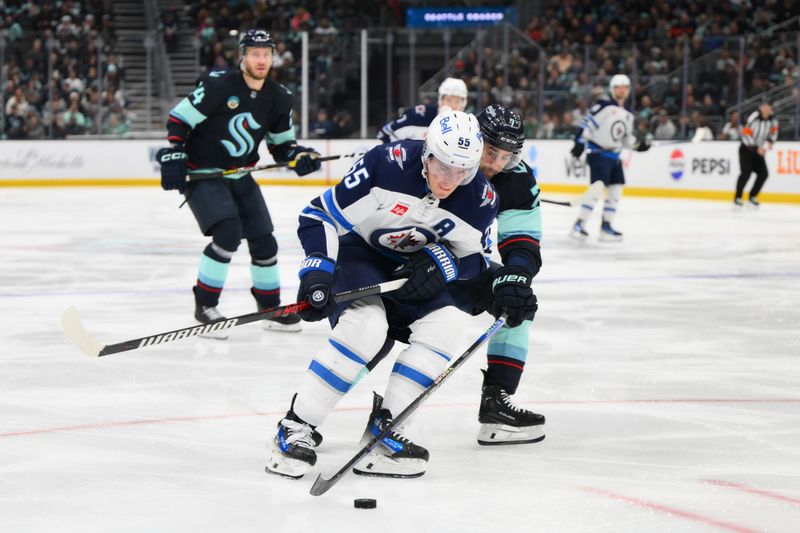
[
  {"x1": 156, "y1": 29, "x2": 321, "y2": 335},
  {"x1": 377, "y1": 77, "x2": 468, "y2": 143},
  {"x1": 265, "y1": 111, "x2": 497, "y2": 480},
  {"x1": 569, "y1": 74, "x2": 649, "y2": 241}
]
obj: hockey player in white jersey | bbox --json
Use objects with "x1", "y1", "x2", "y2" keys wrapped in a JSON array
[
  {"x1": 377, "y1": 77, "x2": 468, "y2": 143},
  {"x1": 570, "y1": 74, "x2": 649, "y2": 241},
  {"x1": 265, "y1": 111, "x2": 498, "y2": 479}
]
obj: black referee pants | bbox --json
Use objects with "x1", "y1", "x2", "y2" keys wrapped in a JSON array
[{"x1": 735, "y1": 145, "x2": 769, "y2": 200}]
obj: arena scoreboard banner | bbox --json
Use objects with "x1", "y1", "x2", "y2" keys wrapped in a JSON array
[
  {"x1": 0, "y1": 139, "x2": 798, "y2": 203},
  {"x1": 406, "y1": 7, "x2": 517, "y2": 28}
]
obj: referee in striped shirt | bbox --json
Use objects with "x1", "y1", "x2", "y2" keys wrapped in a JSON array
[{"x1": 735, "y1": 102, "x2": 779, "y2": 207}]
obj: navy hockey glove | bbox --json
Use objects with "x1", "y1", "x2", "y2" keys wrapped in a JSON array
[
  {"x1": 394, "y1": 243, "x2": 459, "y2": 302},
  {"x1": 297, "y1": 254, "x2": 336, "y2": 321},
  {"x1": 570, "y1": 142, "x2": 585, "y2": 158},
  {"x1": 491, "y1": 265, "x2": 538, "y2": 328},
  {"x1": 156, "y1": 147, "x2": 188, "y2": 193},
  {"x1": 290, "y1": 145, "x2": 322, "y2": 176}
]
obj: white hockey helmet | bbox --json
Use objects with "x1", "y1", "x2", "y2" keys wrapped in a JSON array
[
  {"x1": 609, "y1": 74, "x2": 631, "y2": 91},
  {"x1": 438, "y1": 77, "x2": 468, "y2": 104},
  {"x1": 422, "y1": 110, "x2": 484, "y2": 185}
]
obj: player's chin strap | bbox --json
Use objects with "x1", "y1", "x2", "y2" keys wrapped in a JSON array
[
  {"x1": 186, "y1": 151, "x2": 366, "y2": 181},
  {"x1": 61, "y1": 279, "x2": 407, "y2": 358}
]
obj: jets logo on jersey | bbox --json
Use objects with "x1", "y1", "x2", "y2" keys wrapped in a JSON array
[
  {"x1": 610, "y1": 119, "x2": 628, "y2": 142},
  {"x1": 387, "y1": 145, "x2": 407, "y2": 169},
  {"x1": 221, "y1": 112, "x2": 262, "y2": 157},
  {"x1": 480, "y1": 183, "x2": 497, "y2": 208},
  {"x1": 390, "y1": 202, "x2": 409, "y2": 216},
  {"x1": 370, "y1": 226, "x2": 436, "y2": 253}
]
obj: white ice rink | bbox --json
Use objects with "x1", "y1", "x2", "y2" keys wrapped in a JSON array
[{"x1": 1, "y1": 185, "x2": 799, "y2": 532}]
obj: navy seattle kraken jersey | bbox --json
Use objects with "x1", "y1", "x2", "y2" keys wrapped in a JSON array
[
  {"x1": 491, "y1": 160, "x2": 543, "y2": 276},
  {"x1": 377, "y1": 104, "x2": 438, "y2": 143},
  {"x1": 166, "y1": 70, "x2": 297, "y2": 171},
  {"x1": 299, "y1": 140, "x2": 499, "y2": 280}
]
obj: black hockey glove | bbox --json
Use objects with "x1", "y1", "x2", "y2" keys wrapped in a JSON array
[
  {"x1": 297, "y1": 254, "x2": 336, "y2": 321},
  {"x1": 289, "y1": 145, "x2": 322, "y2": 176},
  {"x1": 570, "y1": 142, "x2": 585, "y2": 158},
  {"x1": 394, "y1": 243, "x2": 459, "y2": 302},
  {"x1": 156, "y1": 146, "x2": 188, "y2": 193},
  {"x1": 635, "y1": 141, "x2": 651, "y2": 152},
  {"x1": 491, "y1": 265, "x2": 538, "y2": 328}
]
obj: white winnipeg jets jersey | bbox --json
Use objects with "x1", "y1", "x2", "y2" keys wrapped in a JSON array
[
  {"x1": 576, "y1": 98, "x2": 635, "y2": 153},
  {"x1": 298, "y1": 140, "x2": 498, "y2": 279}
]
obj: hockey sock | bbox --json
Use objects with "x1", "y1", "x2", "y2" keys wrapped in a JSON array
[
  {"x1": 194, "y1": 243, "x2": 233, "y2": 308},
  {"x1": 485, "y1": 320, "x2": 530, "y2": 394},
  {"x1": 602, "y1": 184, "x2": 623, "y2": 224},
  {"x1": 577, "y1": 182, "x2": 603, "y2": 223},
  {"x1": 250, "y1": 260, "x2": 280, "y2": 309},
  {"x1": 382, "y1": 342, "x2": 452, "y2": 420},
  {"x1": 293, "y1": 297, "x2": 388, "y2": 426}
]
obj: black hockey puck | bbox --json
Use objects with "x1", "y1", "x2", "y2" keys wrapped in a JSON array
[{"x1": 354, "y1": 498, "x2": 377, "y2": 509}]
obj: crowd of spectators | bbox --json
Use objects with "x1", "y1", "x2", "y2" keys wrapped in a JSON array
[{"x1": 1, "y1": 0, "x2": 130, "y2": 139}]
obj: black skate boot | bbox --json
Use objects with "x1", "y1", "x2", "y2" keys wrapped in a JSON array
[
  {"x1": 194, "y1": 302, "x2": 230, "y2": 340},
  {"x1": 477, "y1": 381, "x2": 545, "y2": 446},
  {"x1": 599, "y1": 220, "x2": 623, "y2": 242},
  {"x1": 265, "y1": 396, "x2": 318, "y2": 479},
  {"x1": 353, "y1": 392, "x2": 429, "y2": 478}
]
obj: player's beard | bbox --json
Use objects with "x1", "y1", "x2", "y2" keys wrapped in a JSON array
[{"x1": 243, "y1": 63, "x2": 268, "y2": 81}]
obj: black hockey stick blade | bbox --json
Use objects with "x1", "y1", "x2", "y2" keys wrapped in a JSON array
[
  {"x1": 309, "y1": 317, "x2": 506, "y2": 496},
  {"x1": 62, "y1": 278, "x2": 407, "y2": 358},
  {"x1": 540, "y1": 180, "x2": 604, "y2": 207}
]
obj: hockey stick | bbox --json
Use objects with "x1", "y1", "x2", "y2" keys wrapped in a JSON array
[
  {"x1": 62, "y1": 278, "x2": 407, "y2": 358},
  {"x1": 540, "y1": 180, "x2": 604, "y2": 207},
  {"x1": 187, "y1": 151, "x2": 366, "y2": 180},
  {"x1": 309, "y1": 317, "x2": 506, "y2": 496}
]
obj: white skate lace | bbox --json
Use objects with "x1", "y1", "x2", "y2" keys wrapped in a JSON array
[
  {"x1": 200, "y1": 306, "x2": 225, "y2": 321},
  {"x1": 281, "y1": 418, "x2": 314, "y2": 447},
  {"x1": 499, "y1": 391, "x2": 522, "y2": 413}
]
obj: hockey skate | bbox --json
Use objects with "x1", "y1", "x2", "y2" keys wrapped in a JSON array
[
  {"x1": 265, "y1": 398, "x2": 318, "y2": 479},
  {"x1": 352, "y1": 392, "x2": 429, "y2": 478},
  {"x1": 570, "y1": 219, "x2": 589, "y2": 241},
  {"x1": 261, "y1": 310, "x2": 302, "y2": 333},
  {"x1": 733, "y1": 197, "x2": 744, "y2": 210},
  {"x1": 477, "y1": 383, "x2": 545, "y2": 445},
  {"x1": 194, "y1": 304, "x2": 230, "y2": 340},
  {"x1": 747, "y1": 197, "x2": 760, "y2": 209},
  {"x1": 598, "y1": 221, "x2": 623, "y2": 242}
]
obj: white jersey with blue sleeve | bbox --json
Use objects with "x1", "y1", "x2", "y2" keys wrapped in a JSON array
[
  {"x1": 575, "y1": 98, "x2": 635, "y2": 156},
  {"x1": 298, "y1": 140, "x2": 498, "y2": 279},
  {"x1": 377, "y1": 104, "x2": 439, "y2": 143}
]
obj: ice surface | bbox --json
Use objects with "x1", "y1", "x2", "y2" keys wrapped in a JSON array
[{"x1": 1, "y1": 186, "x2": 799, "y2": 532}]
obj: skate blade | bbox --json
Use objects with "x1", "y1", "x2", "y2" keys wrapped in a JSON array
[
  {"x1": 352, "y1": 452, "x2": 427, "y2": 478},
  {"x1": 196, "y1": 324, "x2": 229, "y2": 340},
  {"x1": 477, "y1": 423, "x2": 546, "y2": 446},
  {"x1": 598, "y1": 234, "x2": 623, "y2": 242},
  {"x1": 265, "y1": 450, "x2": 313, "y2": 479},
  {"x1": 569, "y1": 231, "x2": 588, "y2": 242},
  {"x1": 262, "y1": 320, "x2": 303, "y2": 333}
]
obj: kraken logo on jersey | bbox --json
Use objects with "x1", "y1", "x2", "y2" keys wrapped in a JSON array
[
  {"x1": 221, "y1": 112, "x2": 262, "y2": 157},
  {"x1": 370, "y1": 226, "x2": 437, "y2": 253}
]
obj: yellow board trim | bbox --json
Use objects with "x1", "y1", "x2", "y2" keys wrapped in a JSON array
[{"x1": 1, "y1": 179, "x2": 799, "y2": 204}]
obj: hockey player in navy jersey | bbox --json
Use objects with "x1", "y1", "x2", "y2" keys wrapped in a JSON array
[
  {"x1": 265, "y1": 111, "x2": 498, "y2": 479},
  {"x1": 377, "y1": 77, "x2": 468, "y2": 143},
  {"x1": 570, "y1": 74, "x2": 650, "y2": 241},
  {"x1": 156, "y1": 29, "x2": 321, "y2": 335}
]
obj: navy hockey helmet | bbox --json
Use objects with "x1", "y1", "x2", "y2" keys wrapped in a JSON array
[{"x1": 239, "y1": 29, "x2": 276, "y2": 54}]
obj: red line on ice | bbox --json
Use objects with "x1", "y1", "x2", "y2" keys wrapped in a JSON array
[
  {"x1": 702, "y1": 479, "x2": 800, "y2": 506},
  {"x1": 578, "y1": 486, "x2": 759, "y2": 533}
]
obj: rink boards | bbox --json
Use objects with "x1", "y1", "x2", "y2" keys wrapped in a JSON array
[{"x1": 1, "y1": 139, "x2": 799, "y2": 203}]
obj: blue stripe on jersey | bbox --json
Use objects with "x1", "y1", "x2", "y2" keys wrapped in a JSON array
[
  {"x1": 586, "y1": 115, "x2": 600, "y2": 128},
  {"x1": 301, "y1": 206, "x2": 335, "y2": 227},
  {"x1": 170, "y1": 99, "x2": 207, "y2": 128},
  {"x1": 323, "y1": 188, "x2": 353, "y2": 231},
  {"x1": 391, "y1": 362, "x2": 434, "y2": 388},
  {"x1": 432, "y1": 350, "x2": 451, "y2": 362},
  {"x1": 329, "y1": 338, "x2": 367, "y2": 365},
  {"x1": 497, "y1": 209, "x2": 543, "y2": 241},
  {"x1": 266, "y1": 127, "x2": 295, "y2": 145},
  {"x1": 308, "y1": 360, "x2": 351, "y2": 393}
]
